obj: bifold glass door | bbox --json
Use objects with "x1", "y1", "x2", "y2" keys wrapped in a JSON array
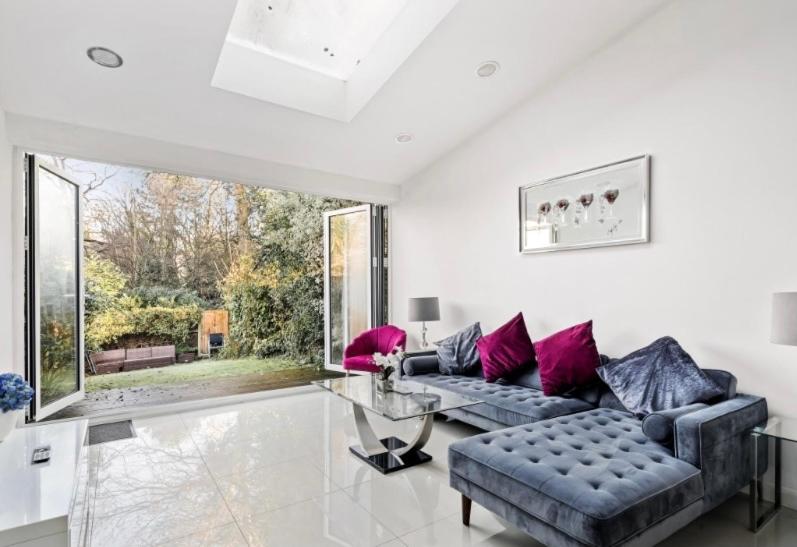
[
  {"x1": 323, "y1": 205, "x2": 387, "y2": 371},
  {"x1": 26, "y1": 155, "x2": 85, "y2": 420}
]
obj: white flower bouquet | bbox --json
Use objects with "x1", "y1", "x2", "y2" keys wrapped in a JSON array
[{"x1": 372, "y1": 346, "x2": 405, "y2": 383}]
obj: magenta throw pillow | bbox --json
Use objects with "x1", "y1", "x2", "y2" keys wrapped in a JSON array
[
  {"x1": 476, "y1": 313, "x2": 536, "y2": 383},
  {"x1": 535, "y1": 320, "x2": 600, "y2": 396}
]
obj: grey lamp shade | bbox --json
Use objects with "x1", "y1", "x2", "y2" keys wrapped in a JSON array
[
  {"x1": 408, "y1": 297, "x2": 440, "y2": 322},
  {"x1": 771, "y1": 292, "x2": 797, "y2": 346}
]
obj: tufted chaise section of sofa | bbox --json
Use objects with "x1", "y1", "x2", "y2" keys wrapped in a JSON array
[{"x1": 401, "y1": 354, "x2": 767, "y2": 547}]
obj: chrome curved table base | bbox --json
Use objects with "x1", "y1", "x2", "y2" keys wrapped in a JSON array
[{"x1": 350, "y1": 403, "x2": 434, "y2": 474}]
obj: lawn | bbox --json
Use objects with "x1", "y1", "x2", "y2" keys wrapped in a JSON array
[{"x1": 86, "y1": 356, "x2": 315, "y2": 392}]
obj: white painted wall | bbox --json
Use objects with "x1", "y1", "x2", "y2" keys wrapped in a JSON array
[
  {"x1": 0, "y1": 109, "x2": 13, "y2": 373},
  {"x1": 393, "y1": 0, "x2": 797, "y2": 499}
]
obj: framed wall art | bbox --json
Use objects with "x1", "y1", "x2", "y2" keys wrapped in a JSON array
[{"x1": 519, "y1": 155, "x2": 650, "y2": 253}]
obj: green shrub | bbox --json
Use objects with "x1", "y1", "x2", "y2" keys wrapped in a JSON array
[
  {"x1": 85, "y1": 257, "x2": 127, "y2": 314},
  {"x1": 221, "y1": 255, "x2": 276, "y2": 358},
  {"x1": 86, "y1": 304, "x2": 201, "y2": 350}
]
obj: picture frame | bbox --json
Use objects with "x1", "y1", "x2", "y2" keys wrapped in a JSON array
[{"x1": 519, "y1": 155, "x2": 650, "y2": 254}]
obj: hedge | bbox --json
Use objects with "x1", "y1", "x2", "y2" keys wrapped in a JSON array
[{"x1": 86, "y1": 304, "x2": 201, "y2": 350}]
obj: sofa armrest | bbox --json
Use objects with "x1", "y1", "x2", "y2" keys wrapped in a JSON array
[
  {"x1": 402, "y1": 355, "x2": 439, "y2": 377},
  {"x1": 674, "y1": 394, "x2": 768, "y2": 510}
]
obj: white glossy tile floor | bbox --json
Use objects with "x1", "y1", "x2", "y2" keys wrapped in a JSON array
[{"x1": 82, "y1": 390, "x2": 797, "y2": 546}]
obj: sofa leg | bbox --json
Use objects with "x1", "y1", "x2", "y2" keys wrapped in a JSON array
[{"x1": 462, "y1": 495, "x2": 472, "y2": 526}]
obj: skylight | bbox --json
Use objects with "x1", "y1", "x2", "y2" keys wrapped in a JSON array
[
  {"x1": 227, "y1": 0, "x2": 410, "y2": 81},
  {"x1": 213, "y1": 0, "x2": 460, "y2": 121}
]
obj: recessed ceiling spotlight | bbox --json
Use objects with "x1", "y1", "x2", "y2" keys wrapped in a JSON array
[
  {"x1": 395, "y1": 133, "x2": 414, "y2": 144},
  {"x1": 87, "y1": 46, "x2": 123, "y2": 68},
  {"x1": 476, "y1": 60, "x2": 500, "y2": 78}
]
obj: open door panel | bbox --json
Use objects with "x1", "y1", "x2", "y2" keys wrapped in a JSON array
[{"x1": 25, "y1": 155, "x2": 85, "y2": 420}]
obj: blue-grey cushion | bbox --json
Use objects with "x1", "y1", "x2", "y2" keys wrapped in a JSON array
[
  {"x1": 410, "y1": 373, "x2": 593, "y2": 426},
  {"x1": 596, "y1": 337, "x2": 723, "y2": 416},
  {"x1": 598, "y1": 389, "x2": 629, "y2": 412},
  {"x1": 435, "y1": 322, "x2": 482, "y2": 375},
  {"x1": 641, "y1": 402, "x2": 708, "y2": 443},
  {"x1": 505, "y1": 367, "x2": 542, "y2": 390},
  {"x1": 703, "y1": 369, "x2": 737, "y2": 401},
  {"x1": 448, "y1": 408, "x2": 703, "y2": 546},
  {"x1": 402, "y1": 354, "x2": 440, "y2": 376}
]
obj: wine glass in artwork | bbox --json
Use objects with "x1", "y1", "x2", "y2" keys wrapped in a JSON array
[
  {"x1": 601, "y1": 188, "x2": 620, "y2": 219},
  {"x1": 537, "y1": 201, "x2": 552, "y2": 225},
  {"x1": 577, "y1": 193, "x2": 594, "y2": 224},
  {"x1": 555, "y1": 198, "x2": 570, "y2": 226}
]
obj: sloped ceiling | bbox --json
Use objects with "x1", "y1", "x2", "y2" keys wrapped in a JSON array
[{"x1": 0, "y1": 0, "x2": 666, "y2": 194}]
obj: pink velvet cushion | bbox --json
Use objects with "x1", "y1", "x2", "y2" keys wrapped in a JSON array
[
  {"x1": 535, "y1": 320, "x2": 600, "y2": 396},
  {"x1": 476, "y1": 312, "x2": 536, "y2": 383}
]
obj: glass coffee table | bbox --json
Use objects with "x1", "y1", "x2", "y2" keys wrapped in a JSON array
[
  {"x1": 314, "y1": 375, "x2": 481, "y2": 474},
  {"x1": 749, "y1": 417, "x2": 794, "y2": 531}
]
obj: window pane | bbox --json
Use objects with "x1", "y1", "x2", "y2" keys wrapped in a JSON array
[
  {"x1": 329, "y1": 210, "x2": 369, "y2": 364},
  {"x1": 38, "y1": 166, "x2": 80, "y2": 406}
]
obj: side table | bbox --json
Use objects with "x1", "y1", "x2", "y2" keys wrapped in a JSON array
[{"x1": 749, "y1": 417, "x2": 794, "y2": 531}]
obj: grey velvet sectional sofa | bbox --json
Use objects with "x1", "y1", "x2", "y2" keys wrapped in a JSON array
[{"x1": 401, "y1": 354, "x2": 767, "y2": 547}]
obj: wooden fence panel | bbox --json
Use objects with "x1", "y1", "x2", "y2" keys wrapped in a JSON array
[{"x1": 199, "y1": 309, "x2": 230, "y2": 355}]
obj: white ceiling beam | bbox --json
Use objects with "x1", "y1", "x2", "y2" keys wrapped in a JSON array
[{"x1": 4, "y1": 113, "x2": 399, "y2": 204}]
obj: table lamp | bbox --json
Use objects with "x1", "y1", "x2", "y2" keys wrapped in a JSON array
[
  {"x1": 408, "y1": 297, "x2": 440, "y2": 349},
  {"x1": 771, "y1": 292, "x2": 797, "y2": 345}
]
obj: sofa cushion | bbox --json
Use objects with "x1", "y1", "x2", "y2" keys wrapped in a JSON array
[
  {"x1": 506, "y1": 367, "x2": 542, "y2": 391},
  {"x1": 641, "y1": 403, "x2": 708, "y2": 443},
  {"x1": 703, "y1": 369, "x2": 737, "y2": 401},
  {"x1": 402, "y1": 354, "x2": 440, "y2": 376},
  {"x1": 476, "y1": 313, "x2": 536, "y2": 382},
  {"x1": 535, "y1": 320, "x2": 601, "y2": 396},
  {"x1": 597, "y1": 337, "x2": 723, "y2": 416},
  {"x1": 410, "y1": 373, "x2": 592, "y2": 427},
  {"x1": 435, "y1": 322, "x2": 482, "y2": 376},
  {"x1": 598, "y1": 389, "x2": 629, "y2": 412},
  {"x1": 448, "y1": 408, "x2": 703, "y2": 547}
]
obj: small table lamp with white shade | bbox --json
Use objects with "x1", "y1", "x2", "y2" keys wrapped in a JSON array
[
  {"x1": 408, "y1": 297, "x2": 440, "y2": 349},
  {"x1": 771, "y1": 292, "x2": 797, "y2": 346}
]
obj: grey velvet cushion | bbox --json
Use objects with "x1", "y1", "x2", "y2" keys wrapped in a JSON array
[
  {"x1": 641, "y1": 403, "x2": 708, "y2": 443},
  {"x1": 598, "y1": 390, "x2": 629, "y2": 412},
  {"x1": 402, "y1": 354, "x2": 440, "y2": 376},
  {"x1": 410, "y1": 373, "x2": 593, "y2": 426},
  {"x1": 436, "y1": 322, "x2": 482, "y2": 375},
  {"x1": 505, "y1": 367, "x2": 542, "y2": 390},
  {"x1": 448, "y1": 408, "x2": 703, "y2": 547},
  {"x1": 597, "y1": 337, "x2": 723, "y2": 416},
  {"x1": 703, "y1": 369, "x2": 737, "y2": 401}
]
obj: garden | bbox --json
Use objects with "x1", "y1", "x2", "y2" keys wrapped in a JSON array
[{"x1": 44, "y1": 158, "x2": 352, "y2": 418}]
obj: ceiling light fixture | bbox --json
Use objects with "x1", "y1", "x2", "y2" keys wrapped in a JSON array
[
  {"x1": 476, "y1": 60, "x2": 500, "y2": 78},
  {"x1": 395, "y1": 133, "x2": 414, "y2": 144},
  {"x1": 87, "y1": 47, "x2": 123, "y2": 68}
]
